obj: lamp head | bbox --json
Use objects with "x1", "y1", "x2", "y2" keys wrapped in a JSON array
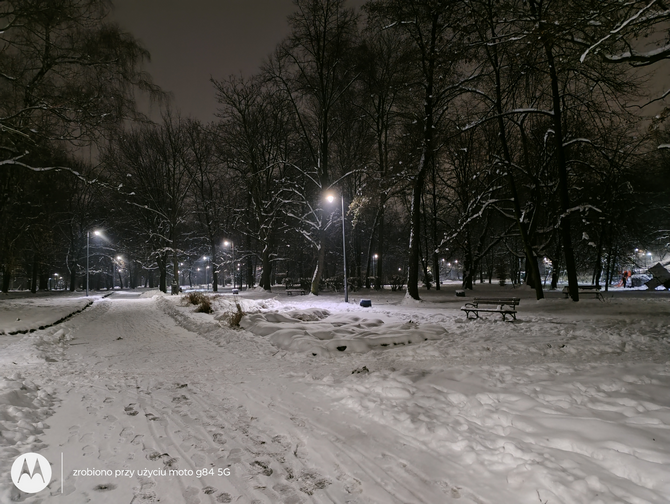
[{"x1": 326, "y1": 194, "x2": 335, "y2": 204}]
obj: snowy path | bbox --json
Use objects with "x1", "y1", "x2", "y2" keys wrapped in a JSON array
[
  {"x1": 2, "y1": 287, "x2": 670, "y2": 503},
  {"x1": 2, "y1": 295, "x2": 469, "y2": 503}
]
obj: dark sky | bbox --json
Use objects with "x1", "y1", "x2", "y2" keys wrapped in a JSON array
[{"x1": 112, "y1": 0, "x2": 363, "y2": 122}]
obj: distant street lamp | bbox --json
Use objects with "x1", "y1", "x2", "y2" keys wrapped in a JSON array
[
  {"x1": 326, "y1": 192, "x2": 348, "y2": 302},
  {"x1": 86, "y1": 230, "x2": 101, "y2": 296}
]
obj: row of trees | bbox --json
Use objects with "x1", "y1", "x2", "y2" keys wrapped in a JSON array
[{"x1": 3, "y1": 0, "x2": 670, "y2": 300}]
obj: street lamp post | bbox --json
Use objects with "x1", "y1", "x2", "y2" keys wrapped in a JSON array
[
  {"x1": 86, "y1": 230, "x2": 101, "y2": 296},
  {"x1": 327, "y1": 193, "x2": 348, "y2": 303},
  {"x1": 224, "y1": 241, "x2": 235, "y2": 288},
  {"x1": 203, "y1": 256, "x2": 209, "y2": 290},
  {"x1": 113, "y1": 256, "x2": 122, "y2": 290}
]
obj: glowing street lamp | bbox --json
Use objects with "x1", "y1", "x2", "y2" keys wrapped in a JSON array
[
  {"x1": 86, "y1": 230, "x2": 101, "y2": 296},
  {"x1": 326, "y1": 192, "x2": 348, "y2": 303}
]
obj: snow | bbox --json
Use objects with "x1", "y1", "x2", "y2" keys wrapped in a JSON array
[
  {"x1": 0, "y1": 293, "x2": 93, "y2": 335},
  {"x1": 0, "y1": 285, "x2": 669, "y2": 503}
]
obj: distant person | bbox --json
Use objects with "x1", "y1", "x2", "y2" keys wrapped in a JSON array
[{"x1": 621, "y1": 271, "x2": 627, "y2": 288}]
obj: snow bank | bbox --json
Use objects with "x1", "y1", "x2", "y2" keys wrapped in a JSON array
[{"x1": 240, "y1": 309, "x2": 447, "y2": 356}]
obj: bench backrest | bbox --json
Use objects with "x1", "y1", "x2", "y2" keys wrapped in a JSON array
[{"x1": 473, "y1": 297, "x2": 520, "y2": 305}]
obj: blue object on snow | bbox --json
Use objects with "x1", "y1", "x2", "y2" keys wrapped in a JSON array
[{"x1": 360, "y1": 299, "x2": 372, "y2": 307}]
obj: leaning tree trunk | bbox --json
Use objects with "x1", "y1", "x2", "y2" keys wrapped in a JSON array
[
  {"x1": 530, "y1": 1, "x2": 579, "y2": 301},
  {"x1": 490, "y1": 32, "x2": 543, "y2": 300}
]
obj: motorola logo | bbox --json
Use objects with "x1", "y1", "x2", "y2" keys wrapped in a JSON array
[{"x1": 11, "y1": 453, "x2": 52, "y2": 494}]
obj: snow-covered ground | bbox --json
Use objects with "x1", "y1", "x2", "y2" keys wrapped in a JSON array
[{"x1": 0, "y1": 284, "x2": 669, "y2": 503}]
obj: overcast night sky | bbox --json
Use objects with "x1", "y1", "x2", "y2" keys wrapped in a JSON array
[{"x1": 112, "y1": 0, "x2": 364, "y2": 123}]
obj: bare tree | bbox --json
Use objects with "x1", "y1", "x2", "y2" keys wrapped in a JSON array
[
  {"x1": 264, "y1": 0, "x2": 359, "y2": 295},
  {"x1": 213, "y1": 75, "x2": 297, "y2": 291},
  {"x1": 365, "y1": 0, "x2": 473, "y2": 300},
  {"x1": 105, "y1": 113, "x2": 195, "y2": 293}
]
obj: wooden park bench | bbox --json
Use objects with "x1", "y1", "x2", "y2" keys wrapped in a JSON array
[
  {"x1": 562, "y1": 285, "x2": 603, "y2": 301},
  {"x1": 286, "y1": 289, "x2": 307, "y2": 296},
  {"x1": 461, "y1": 297, "x2": 520, "y2": 321}
]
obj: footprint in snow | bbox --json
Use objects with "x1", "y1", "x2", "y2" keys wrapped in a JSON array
[
  {"x1": 120, "y1": 427, "x2": 135, "y2": 440},
  {"x1": 124, "y1": 404, "x2": 139, "y2": 416},
  {"x1": 251, "y1": 460, "x2": 273, "y2": 477},
  {"x1": 296, "y1": 470, "x2": 330, "y2": 496},
  {"x1": 182, "y1": 485, "x2": 201, "y2": 504}
]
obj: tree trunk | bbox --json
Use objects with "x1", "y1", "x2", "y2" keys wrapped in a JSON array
[
  {"x1": 260, "y1": 243, "x2": 272, "y2": 291},
  {"x1": 431, "y1": 162, "x2": 440, "y2": 290},
  {"x1": 31, "y1": 254, "x2": 38, "y2": 293},
  {"x1": 158, "y1": 256, "x2": 167, "y2": 293},
  {"x1": 245, "y1": 233, "x2": 254, "y2": 288},
  {"x1": 2, "y1": 265, "x2": 11, "y2": 293},
  {"x1": 210, "y1": 243, "x2": 218, "y2": 292},
  {"x1": 462, "y1": 247, "x2": 474, "y2": 290},
  {"x1": 531, "y1": 1, "x2": 579, "y2": 301},
  {"x1": 549, "y1": 237, "x2": 560, "y2": 290},
  {"x1": 311, "y1": 230, "x2": 327, "y2": 295},
  {"x1": 593, "y1": 222, "x2": 606, "y2": 287},
  {"x1": 407, "y1": 154, "x2": 429, "y2": 300},
  {"x1": 488, "y1": 8, "x2": 544, "y2": 300},
  {"x1": 375, "y1": 207, "x2": 384, "y2": 290}
]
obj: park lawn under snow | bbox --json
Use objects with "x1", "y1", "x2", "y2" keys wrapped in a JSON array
[
  {"x1": 0, "y1": 284, "x2": 669, "y2": 503},
  {"x1": 0, "y1": 293, "x2": 94, "y2": 335}
]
